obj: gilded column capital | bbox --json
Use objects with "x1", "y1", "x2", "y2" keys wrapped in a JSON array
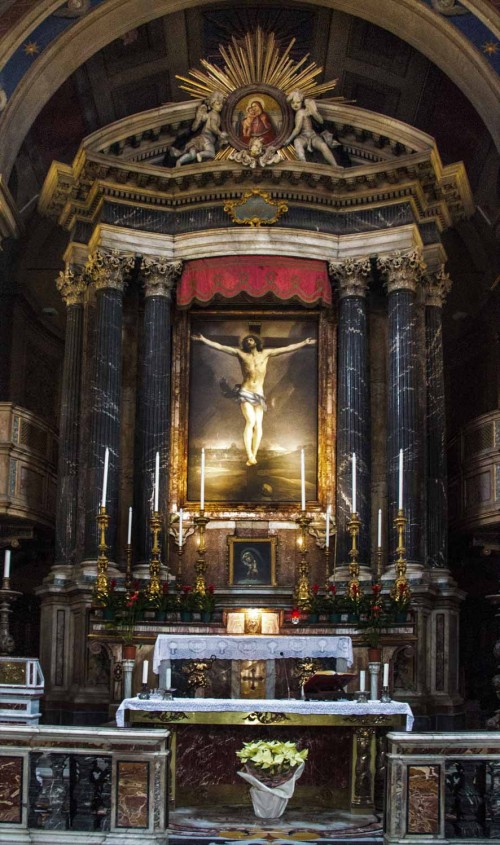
[
  {"x1": 141, "y1": 258, "x2": 183, "y2": 298},
  {"x1": 86, "y1": 249, "x2": 135, "y2": 292},
  {"x1": 56, "y1": 265, "x2": 87, "y2": 306},
  {"x1": 329, "y1": 257, "x2": 371, "y2": 298},
  {"x1": 376, "y1": 249, "x2": 426, "y2": 294},
  {"x1": 422, "y1": 265, "x2": 452, "y2": 308}
]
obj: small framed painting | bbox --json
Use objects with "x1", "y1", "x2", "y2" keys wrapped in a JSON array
[{"x1": 228, "y1": 537, "x2": 277, "y2": 586}]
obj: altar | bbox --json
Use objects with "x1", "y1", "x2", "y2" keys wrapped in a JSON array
[{"x1": 117, "y1": 696, "x2": 413, "y2": 812}]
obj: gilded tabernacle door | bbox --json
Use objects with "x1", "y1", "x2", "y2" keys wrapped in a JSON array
[{"x1": 170, "y1": 308, "x2": 336, "y2": 512}]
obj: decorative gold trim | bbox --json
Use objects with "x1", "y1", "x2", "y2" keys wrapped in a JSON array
[
  {"x1": 224, "y1": 189, "x2": 288, "y2": 227},
  {"x1": 246, "y1": 711, "x2": 290, "y2": 724}
]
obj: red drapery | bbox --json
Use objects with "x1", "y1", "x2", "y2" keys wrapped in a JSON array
[{"x1": 176, "y1": 256, "x2": 331, "y2": 307}]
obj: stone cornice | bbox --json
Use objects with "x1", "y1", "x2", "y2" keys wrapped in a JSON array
[
  {"x1": 377, "y1": 249, "x2": 427, "y2": 293},
  {"x1": 329, "y1": 256, "x2": 371, "y2": 298},
  {"x1": 141, "y1": 257, "x2": 183, "y2": 298}
]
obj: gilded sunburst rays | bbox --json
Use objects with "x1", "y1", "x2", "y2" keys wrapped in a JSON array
[{"x1": 176, "y1": 28, "x2": 338, "y2": 100}]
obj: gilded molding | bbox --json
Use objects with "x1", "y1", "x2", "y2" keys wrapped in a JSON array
[
  {"x1": 86, "y1": 248, "x2": 134, "y2": 292},
  {"x1": 141, "y1": 257, "x2": 183, "y2": 298},
  {"x1": 56, "y1": 265, "x2": 87, "y2": 306},
  {"x1": 376, "y1": 249, "x2": 426, "y2": 293},
  {"x1": 423, "y1": 265, "x2": 452, "y2": 307},
  {"x1": 329, "y1": 256, "x2": 371, "y2": 298}
]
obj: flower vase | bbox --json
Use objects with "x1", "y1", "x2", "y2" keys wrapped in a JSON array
[
  {"x1": 180, "y1": 610, "x2": 193, "y2": 622},
  {"x1": 329, "y1": 612, "x2": 341, "y2": 623},
  {"x1": 368, "y1": 647, "x2": 382, "y2": 662},
  {"x1": 307, "y1": 612, "x2": 318, "y2": 624},
  {"x1": 122, "y1": 644, "x2": 137, "y2": 660},
  {"x1": 103, "y1": 607, "x2": 115, "y2": 621},
  {"x1": 237, "y1": 762, "x2": 304, "y2": 819},
  {"x1": 200, "y1": 611, "x2": 212, "y2": 623}
]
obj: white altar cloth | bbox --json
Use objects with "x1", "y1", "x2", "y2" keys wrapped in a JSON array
[
  {"x1": 116, "y1": 696, "x2": 414, "y2": 730},
  {"x1": 152, "y1": 634, "x2": 353, "y2": 673}
]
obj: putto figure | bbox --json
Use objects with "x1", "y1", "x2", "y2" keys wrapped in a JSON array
[
  {"x1": 285, "y1": 90, "x2": 339, "y2": 165},
  {"x1": 192, "y1": 332, "x2": 316, "y2": 466},
  {"x1": 171, "y1": 91, "x2": 228, "y2": 166}
]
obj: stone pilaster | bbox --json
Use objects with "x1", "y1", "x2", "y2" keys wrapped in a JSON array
[
  {"x1": 423, "y1": 266, "x2": 452, "y2": 568},
  {"x1": 135, "y1": 258, "x2": 182, "y2": 566},
  {"x1": 377, "y1": 249, "x2": 426, "y2": 565},
  {"x1": 329, "y1": 257, "x2": 371, "y2": 573},
  {"x1": 83, "y1": 249, "x2": 133, "y2": 561},
  {"x1": 54, "y1": 265, "x2": 88, "y2": 567}
]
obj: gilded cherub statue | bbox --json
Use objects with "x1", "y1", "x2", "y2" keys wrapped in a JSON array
[
  {"x1": 170, "y1": 90, "x2": 228, "y2": 167},
  {"x1": 285, "y1": 90, "x2": 339, "y2": 166}
]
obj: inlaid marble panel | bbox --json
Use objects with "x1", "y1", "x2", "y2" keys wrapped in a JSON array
[
  {"x1": 116, "y1": 761, "x2": 149, "y2": 829},
  {"x1": 407, "y1": 764, "x2": 440, "y2": 834},
  {"x1": 0, "y1": 756, "x2": 23, "y2": 823}
]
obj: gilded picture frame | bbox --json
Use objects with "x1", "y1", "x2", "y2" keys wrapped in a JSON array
[{"x1": 228, "y1": 537, "x2": 277, "y2": 586}]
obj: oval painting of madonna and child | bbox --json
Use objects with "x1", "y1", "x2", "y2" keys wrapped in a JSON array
[{"x1": 227, "y1": 88, "x2": 289, "y2": 152}]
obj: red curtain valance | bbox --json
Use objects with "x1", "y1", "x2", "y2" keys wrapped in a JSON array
[{"x1": 176, "y1": 256, "x2": 331, "y2": 308}]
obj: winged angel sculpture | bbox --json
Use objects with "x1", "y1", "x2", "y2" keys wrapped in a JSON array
[
  {"x1": 170, "y1": 91, "x2": 229, "y2": 167},
  {"x1": 285, "y1": 90, "x2": 340, "y2": 166}
]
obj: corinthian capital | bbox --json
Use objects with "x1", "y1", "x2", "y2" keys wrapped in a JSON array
[
  {"x1": 376, "y1": 249, "x2": 426, "y2": 294},
  {"x1": 141, "y1": 258, "x2": 183, "y2": 298},
  {"x1": 56, "y1": 265, "x2": 88, "y2": 306},
  {"x1": 86, "y1": 249, "x2": 135, "y2": 292},
  {"x1": 329, "y1": 257, "x2": 371, "y2": 298},
  {"x1": 422, "y1": 265, "x2": 452, "y2": 308}
]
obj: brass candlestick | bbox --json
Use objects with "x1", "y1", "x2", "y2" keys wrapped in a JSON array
[
  {"x1": 294, "y1": 512, "x2": 313, "y2": 609},
  {"x1": 390, "y1": 508, "x2": 411, "y2": 606},
  {"x1": 375, "y1": 546, "x2": 383, "y2": 583},
  {"x1": 346, "y1": 511, "x2": 363, "y2": 603},
  {"x1": 95, "y1": 505, "x2": 110, "y2": 603},
  {"x1": 0, "y1": 581, "x2": 21, "y2": 655},
  {"x1": 125, "y1": 542, "x2": 133, "y2": 594},
  {"x1": 146, "y1": 510, "x2": 162, "y2": 601},
  {"x1": 194, "y1": 512, "x2": 210, "y2": 595}
]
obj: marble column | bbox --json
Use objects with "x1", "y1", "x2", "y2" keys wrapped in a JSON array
[
  {"x1": 424, "y1": 266, "x2": 452, "y2": 568},
  {"x1": 54, "y1": 265, "x2": 87, "y2": 566},
  {"x1": 329, "y1": 257, "x2": 371, "y2": 572},
  {"x1": 377, "y1": 250, "x2": 426, "y2": 566},
  {"x1": 135, "y1": 258, "x2": 182, "y2": 566},
  {"x1": 83, "y1": 250, "x2": 133, "y2": 561}
]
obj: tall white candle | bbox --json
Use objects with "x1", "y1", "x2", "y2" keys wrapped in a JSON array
[
  {"x1": 377, "y1": 508, "x2": 382, "y2": 548},
  {"x1": 3, "y1": 550, "x2": 11, "y2": 580},
  {"x1": 359, "y1": 669, "x2": 366, "y2": 692},
  {"x1": 166, "y1": 667, "x2": 172, "y2": 689},
  {"x1": 142, "y1": 659, "x2": 149, "y2": 684},
  {"x1": 101, "y1": 447, "x2": 109, "y2": 507},
  {"x1": 383, "y1": 663, "x2": 389, "y2": 687},
  {"x1": 154, "y1": 452, "x2": 160, "y2": 512},
  {"x1": 352, "y1": 452, "x2": 357, "y2": 513},
  {"x1": 127, "y1": 507, "x2": 133, "y2": 545},
  {"x1": 325, "y1": 504, "x2": 331, "y2": 548},
  {"x1": 200, "y1": 448, "x2": 205, "y2": 510},
  {"x1": 398, "y1": 448, "x2": 404, "y2": 510},
  {"x1": 178, "y1": 508, "x2": 183, "y2": 548},
  {"x1": 300, "y1": 448, "x2": 306, "y2": 511}
]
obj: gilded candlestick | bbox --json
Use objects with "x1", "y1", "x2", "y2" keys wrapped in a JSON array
[
  {"x1": 391, "y1": 508, "x2": 411, "y2": 606},
  {"x1": 95, "y1": 505, "x2": 110, "y2": 602},
  {"x1": 347, "y1": 511, "x2": 363, "y2": 603},
  {"x1": 294, "y1": 512, "x2": 313, "y2": 609},
  {"x1": 194, "y1": 513, "x2": 210, "y2": 595},
  {"x1": 125, "y1": 542, "x2": 133, "y2": 593},
  {"x1": 146, "y1": 510, "x2": 162, "y2": 600},
  {"x1": 0, "y1": 585, "x2": 21, "y2": 655}
]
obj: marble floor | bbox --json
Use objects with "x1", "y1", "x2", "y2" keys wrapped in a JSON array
[{"x1": 168, "y1": 804, "x2": 383, "y2": 844}]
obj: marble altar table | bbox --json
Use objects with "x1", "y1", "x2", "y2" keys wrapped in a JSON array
[{"x1": 116, "y1": 696, "x2": 413, "y2": 812}]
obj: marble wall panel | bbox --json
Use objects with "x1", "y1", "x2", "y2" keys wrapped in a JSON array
[
  {"x1": 116, "y1": 761, "x2": 149, "y2": 829},
  {"x1": 0, "y1": 755, "x2": 23, "y2": 823},
  {"x1": 407, "y1": 764, "x2": 440, "y2": 834},
  {"x1": 28, "y1": 752, "x2": 70, "y2": 830}
]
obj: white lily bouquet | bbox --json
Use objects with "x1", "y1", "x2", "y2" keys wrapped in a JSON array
[{"x1": 236, "y1": 740, "x2": 308, "y2": 786}]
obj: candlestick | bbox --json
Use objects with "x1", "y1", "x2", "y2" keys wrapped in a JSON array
[
  {"x1": 383, "y1": 662, "x2": 389, "y2": 687},
  {"x1": 325, "y1": 505, "x2": 331, "y2": 548},
  {"x1": 359, "y1": 669, "x2": 366, "y2": 692},
  {"x1": 352, "y1": 452, "x2": 356, "y2": 513},
  {"x1": 127, "y1": 507, "x2": 133, "y2": 545},
  {"x1": 200, "y1": 448, "x2": 205, "y2": 511},
  {"x1": 154, "y1": 451, "x2": 160, "y2": 512},
  {"x1": 300, "y1": 448, "x2": 306, "y2": 511},
  {"x1": 101, "y1": 447, "x2": 109, "y2": 507},
  {"x1": 142, "y1": 659, "x2": 149, "y2": 685},
  {"x1": 178, "y1": 508, "x2": 183, "y2": 548},
  {"x1": 377, "y1": 508, "x2": 382, "y2": 548},
  {"x1": 3, "y1": 550, "x2": 11, "y2": 581},
  {"x1": 398, "y1": 448, "x2": 403, "y2": 510},
  {"x1": 166, "y1": 667, "x2": 172, "y2": 689}
]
